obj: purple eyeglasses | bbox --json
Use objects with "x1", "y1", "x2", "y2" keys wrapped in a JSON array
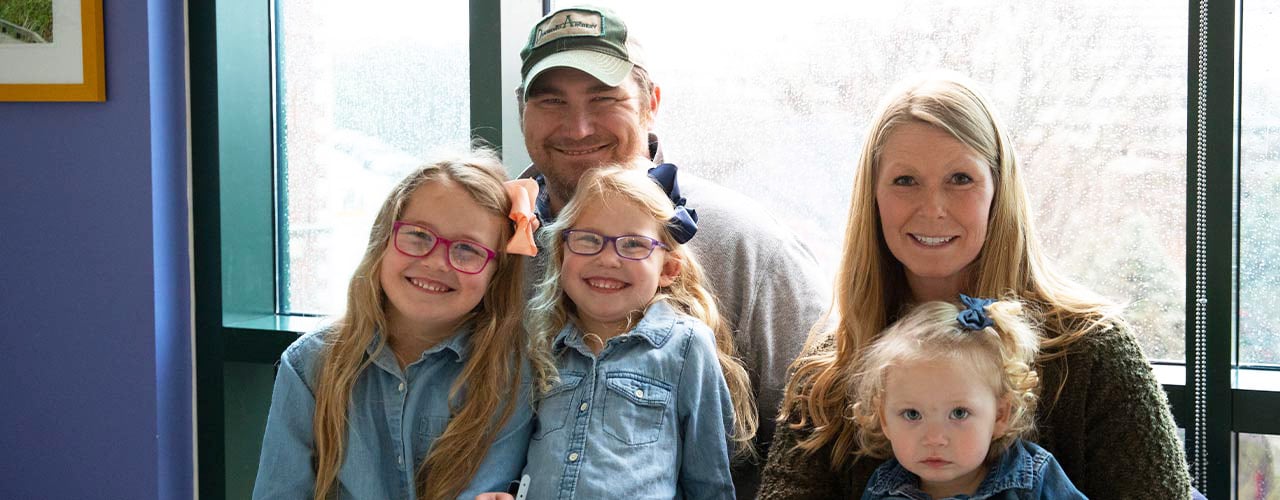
[{"x1": 562, "y1": 229, "x2": 668, "y2": 261}]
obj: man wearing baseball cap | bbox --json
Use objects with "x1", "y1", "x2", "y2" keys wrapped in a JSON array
[{"x1": 514, "y1": 6, "x2": 829, "y2": 498}]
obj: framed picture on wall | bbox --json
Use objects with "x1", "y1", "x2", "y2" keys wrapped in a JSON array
[{"x1": 0, "y1": 0, "x2": 105, "y2": 102}]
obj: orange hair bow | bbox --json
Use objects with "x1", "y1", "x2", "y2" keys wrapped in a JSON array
[{"x1": 504, "y1": 179, "x2": 540, "y2": 256}]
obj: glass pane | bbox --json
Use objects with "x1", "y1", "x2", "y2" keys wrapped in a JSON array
[
  {"x1": 553, "y1": 0, "x2": 1187, "y2": 360},
  {"x1": 1240, "y1": 0, "x2": 1280, "y2": 365},
  {"x1": 1239, "y1": 433, "x2": 1280, "y2": 499},
  {"x1": 277, "y1": 0, "x2": 470, "y2": 314}
]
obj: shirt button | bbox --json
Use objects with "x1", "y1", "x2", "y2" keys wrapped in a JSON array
[
  {"x1": 397, "y1": 455, "x2": 403, "y2": 465},
  {"x1": 398, "y1": 382, "x2": 405, "y2": 392},
  {"x1": 579, "y1": 402, "x2": 588, "y2": 412},
  {"x1": 568, "y1": 452, "x2": 579, "y2": 462},
  {"x1": 634, "y1": 389, "x2": 644, "y2": 398}
]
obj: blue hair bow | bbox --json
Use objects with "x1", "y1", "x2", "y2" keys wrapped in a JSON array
[
  {"x1": 957, "y1": 294, "x2": 995, "y2": 330},
  {"x1": 647, "y1": 163, "x2": 699, "y2": 244}
]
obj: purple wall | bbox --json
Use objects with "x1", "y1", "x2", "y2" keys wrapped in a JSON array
[{"x1": 0, "y1": 0, "x2": 192, "y2": 498}]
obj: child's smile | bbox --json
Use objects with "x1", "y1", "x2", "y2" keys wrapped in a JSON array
[
  {"x1": 379, "y1": 180, "x2": 502, "y2": 343},
  {"x1": 560, "y1": 198, "x2": 676, "y2": 340},
  {"x1": 583, "y1": 276, "x2": 628, "y2": 291},
  {"x1": 406, "y1": 276, "x2": 453, "y2": 293}
]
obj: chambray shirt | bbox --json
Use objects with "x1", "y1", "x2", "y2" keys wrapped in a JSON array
[
  {"x1": 252, "y1": 327, "x2": 533, "y2": 500},
  {"x1": 861, "y1": 439, "x2": 1087, "y2": 500},
  {"x1": 523, "y1": 300, "x2": 737, "y2": 500}
]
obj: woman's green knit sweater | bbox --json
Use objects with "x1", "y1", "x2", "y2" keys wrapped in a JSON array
[{"x1": 758, "y1": 325, "x2": 1191, "y2": 500}]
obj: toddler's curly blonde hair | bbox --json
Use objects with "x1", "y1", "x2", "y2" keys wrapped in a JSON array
[{"x1": 849, "y1": 298, "x2": 1041, "y2": 462}]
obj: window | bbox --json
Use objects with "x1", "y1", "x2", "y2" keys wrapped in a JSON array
[
  {"x1": 1236, "y1": 2, "x2": 1280, "y2": 495},
  {"x1": 556, "y1": 0, "x2": 1188, "y2": 360},
  {"x1": 1240, "y1": 0, "x2": 1279, "y2": 366},
  {"x1": 275, "y1": 0, "x2": 472, "y2": 314},
  {"x1": 191, "y1": 1, "x2": 1280, "y2": 498}
]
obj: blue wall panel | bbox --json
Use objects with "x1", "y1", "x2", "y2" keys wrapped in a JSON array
[{"x1": 0, "y1": 0, "x2": 192, "y2": 498}]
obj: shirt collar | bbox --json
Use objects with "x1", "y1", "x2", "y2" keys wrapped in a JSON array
[
  {"x1": 552, "y1": 300, "x2": 681, "y2": 353},
  {"x1": 973, "y1": 439, "x2": 1038, "y2": 497},
  {"x1": 864, "y1": 458, "x2": 930, "y2": 500},
  {"x1": 648, "y1": 131, "x2": 664, "y2": 164},
  {"x1": 366, "y1": 324, "x2": 472, "y2": 372},
  {"x1": 864, "y1": 440, "x2": 1039, "y2": 500},
  {"x1": 533, "y1": 173, "x2": 552, "y2": 226}
]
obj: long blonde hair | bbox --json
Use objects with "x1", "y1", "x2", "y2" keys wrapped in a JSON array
[
  {"x1": 781, "y1": 74, "x2": 1121, "y2": 470},
  {"x1": 526, "y1": 164, "x2": 759, "y2": 457},
  {"x1": 311, "y1": 152, "x2": 526, "y2": 500},
  {"x1": 850, "y1": 299, "x2": 1041, "y2": 463}
]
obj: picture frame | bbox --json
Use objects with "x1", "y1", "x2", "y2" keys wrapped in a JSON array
[{"x1": 0, "y1": 0, "x2": 105, "y2": 102}]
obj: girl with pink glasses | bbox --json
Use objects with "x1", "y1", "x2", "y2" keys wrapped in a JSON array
[{"x1": 253, "y1": 152, "x2": 540, "y2": 500}]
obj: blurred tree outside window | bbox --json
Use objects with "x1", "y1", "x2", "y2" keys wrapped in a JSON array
[
  {"x1": 276, "y1": 0, "x2": 471, "y2": 314},
  {"x1": 1240, "y1": 0, "x2": 1280, "y2": 366},
  {"x1": 556, "y1": 0, "x2": 1188, "y2": 360}
]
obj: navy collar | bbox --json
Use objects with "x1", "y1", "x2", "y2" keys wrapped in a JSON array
[{"x1": 533, "y1": 173, "x2": 552, "y2": 225}]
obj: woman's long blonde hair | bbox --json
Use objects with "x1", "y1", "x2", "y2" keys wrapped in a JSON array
[
  {"x1": 850, "y1": 299, "x2": 1041, "y2": 463},
  {"x1": 311, "y1": 152, "x2": 526, "y2": 500},
  {"x1": 526, "y1": 164, "x2": 759, "y2": 457},
  {"x1": 780, "y1": 74, "x2": 1122, "y2": 470}
]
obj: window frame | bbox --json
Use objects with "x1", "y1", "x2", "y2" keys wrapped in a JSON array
[
  {"x1": 189, "y1": 0, "x2": 1280, "y2": 498},
  {"x1": 191, "y1": 0, "x2": 509, "y2": 497}
]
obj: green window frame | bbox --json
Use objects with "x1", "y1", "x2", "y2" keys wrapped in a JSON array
[{"x1": 191, "y1": 0, "x2": 508, "y2": 497}]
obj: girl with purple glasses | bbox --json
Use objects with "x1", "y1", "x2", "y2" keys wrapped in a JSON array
[{"x1": 497, "y1": 163, "x2": 755, "y2": 499}]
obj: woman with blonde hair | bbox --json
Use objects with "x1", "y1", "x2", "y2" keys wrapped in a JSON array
[
  {"x1": 758, "y1": 75, "x2": 1190, "y2": 499},
  {"x1": 253, "y1": 151, "x2": 540, "y2": 499}
]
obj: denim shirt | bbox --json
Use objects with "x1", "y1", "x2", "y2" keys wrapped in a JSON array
[
  {"x1": 861, "y1": 439, "x2": 1087, "y2": 500},
  {"x1": 252, "y1": 326, "x2": 533, "y2": 500},
  {"x1": 523, "y1": 300, "x2": 737, "y2": 500}
]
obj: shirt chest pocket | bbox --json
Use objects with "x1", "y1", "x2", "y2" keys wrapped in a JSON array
[
  {"x1": 413, "y1": 416, "x2": 449, "y2": 463},
  {"x1": 602, "y1": 372, "x2": 672, "y2": 446},
  {"x1": 532, "y1": 372, "x2": 584, "y2": 440}
]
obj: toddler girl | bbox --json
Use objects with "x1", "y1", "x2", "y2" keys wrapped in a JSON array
[
  {"x1": 853, "y1": 296, "x2": 1086, "y2": 500},
  {"x1": 253, "y1": 153, "x2": 540, "y2": 499},
  {"x1": 522, "y1": 163, "x2": 756, "y2": 499}
]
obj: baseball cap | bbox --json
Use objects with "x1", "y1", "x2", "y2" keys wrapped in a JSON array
[{"x1": 519, "y1": 6, "x2": 647, "y2": 89}]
